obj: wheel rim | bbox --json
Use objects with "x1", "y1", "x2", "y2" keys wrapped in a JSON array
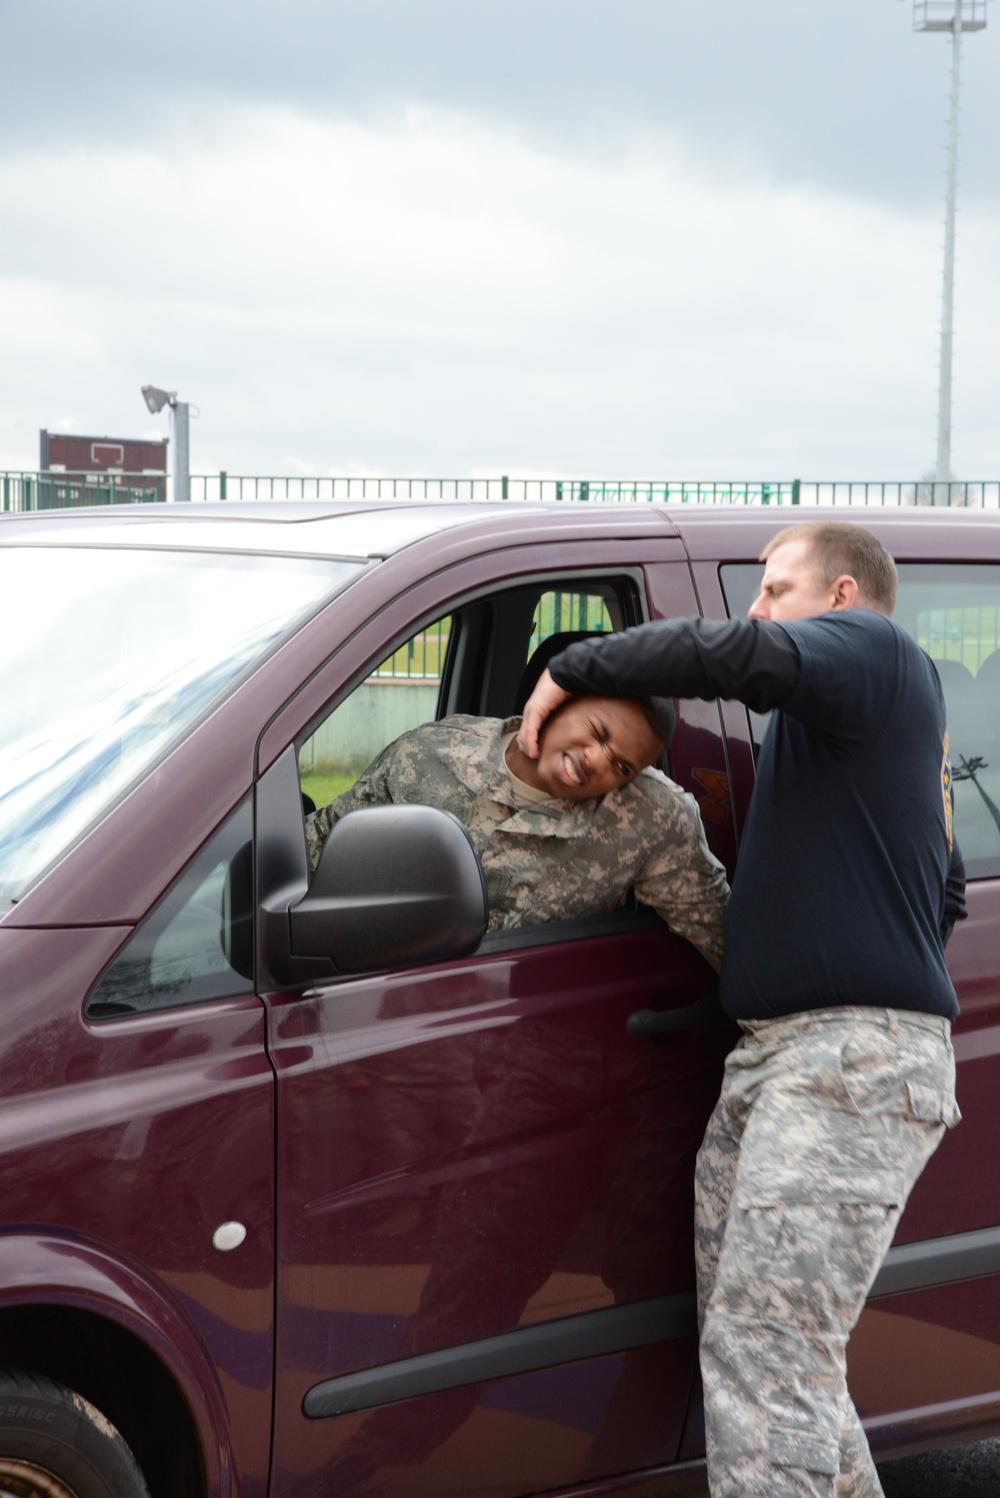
[{"x1": 0, "y1": 1459, "x2": 80, "y2": 1498}]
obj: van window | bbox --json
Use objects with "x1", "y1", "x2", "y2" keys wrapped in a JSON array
[
  {"x1": 297, "y1": 574, "x2": 646, "y2": 930},
  {"x1": 299, "y1": 617, "x2": 453, "y2": 813},
  {"x1": 529, "y1": 590, "x2": 615, "y2": 652},
  {"x1": 0, "y1": 548, "x2": 360, "y2": 902},
  {"x1": 299, "y1": 578, "x2": 633, "y2": 816},
  {"x1": 86, "y1": 800, "x2": 254, "y2": 1019},
  {"x1": 720, "y1": 560, "x2": 1000, "y2": 880},
  {"x1": 897, "y1": 565, "x2": 1000, "y2": 880}
]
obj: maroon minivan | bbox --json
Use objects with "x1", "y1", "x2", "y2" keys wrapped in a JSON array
[{"x1": 2, "y1": 500, "x2": 999, "y2": 1498}]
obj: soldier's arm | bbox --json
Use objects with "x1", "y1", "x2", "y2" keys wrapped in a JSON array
[
  {"x1": 304, "y1": 744, "x2": 397, "y2": 873},
  {"x1": 630, "y1": 784, "x2": 730, "y2": 973}
]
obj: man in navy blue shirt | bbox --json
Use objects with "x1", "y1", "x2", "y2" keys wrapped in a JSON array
[{"x1": 519, "y1": 522, "x2": 963, "y2": 1498}]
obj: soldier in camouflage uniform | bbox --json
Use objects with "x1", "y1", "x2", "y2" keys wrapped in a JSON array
[
  {"x1": 305, "y1": 696, "x2": 728, "y2": 971},
  {"x1": 519, "y1": 523, "x2": 965, "y2": 1497}
]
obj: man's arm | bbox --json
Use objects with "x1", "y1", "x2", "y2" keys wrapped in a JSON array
[
  {"x1": 630, "y1": 785, "x2": 730, "y2": 973},
  {"x1": 304, "y1": 745, "x2": 397, "y2": 873},
  {"x1": 519, "y1": 618, "x2": 799, "y2": 757},
  {"x1": 552, "y1": 618, "x2": 799, "y2": 708}
]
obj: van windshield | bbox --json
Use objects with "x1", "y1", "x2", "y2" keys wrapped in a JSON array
[{"x1": 0, "y1": 545, "x2": 362, "y2": 900}]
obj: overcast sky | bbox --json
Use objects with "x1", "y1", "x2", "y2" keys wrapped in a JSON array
[{"x1": 2, "y1": 0, "x2": 997, "y2": 482}]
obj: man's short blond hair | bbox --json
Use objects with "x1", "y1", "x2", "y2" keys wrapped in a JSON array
[{"x1": 761, "y1": 522, "x2": 897, "y2": 616}]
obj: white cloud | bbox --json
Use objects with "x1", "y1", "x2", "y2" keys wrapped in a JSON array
[{"x1": 0, "y1": 103, "x2": 996, "y2": 480}]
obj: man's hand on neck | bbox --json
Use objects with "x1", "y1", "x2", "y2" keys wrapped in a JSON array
[{"x1": 504, "y1": 734, "x2": 549, "y2": 793}]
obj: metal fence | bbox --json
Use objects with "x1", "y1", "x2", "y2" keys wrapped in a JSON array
[
  {"x1": 372, "y1": 592, "x2": 616, "y2": 680},
  {"x1": 183, "y1": 474, "x2": 1000, "y2": 508},
  {"x1": 1, "y1": 471, "x2": 163, "y2": 510},
  {"x1": 3, "y1": 471, "x2": 1000, "y2": 512}
]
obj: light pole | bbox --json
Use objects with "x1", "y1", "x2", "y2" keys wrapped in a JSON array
[
  {"x1": 141, "y1": 384, "x2": 191, "y2": 503},
  {"x1": 910, "y1": 1, "x2": 988, "y2": 502}
]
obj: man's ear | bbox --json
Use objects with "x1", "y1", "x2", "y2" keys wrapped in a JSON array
[{"x1": 830, "y1": 574, "x2": 860, "y2": 611}]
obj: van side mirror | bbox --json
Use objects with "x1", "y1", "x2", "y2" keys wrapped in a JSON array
[{"x1": 288, "y1": 803, "x2": 488, "y2": 976}]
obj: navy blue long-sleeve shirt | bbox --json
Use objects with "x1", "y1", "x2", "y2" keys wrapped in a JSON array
[{"x1": 550, "y1": 613, "x2": 962, "y2": 1022}]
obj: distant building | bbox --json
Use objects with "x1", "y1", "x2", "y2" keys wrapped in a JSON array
[{"x1": 39, "y1": 430, "x2": 168, "y2": 505}]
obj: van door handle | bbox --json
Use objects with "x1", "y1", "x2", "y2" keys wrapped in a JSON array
[{"x1": 626, "y1": 995, "x2": 729, "y2": 1038}]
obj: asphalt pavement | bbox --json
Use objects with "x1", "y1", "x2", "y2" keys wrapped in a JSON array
[
  {"x1": 878, "y1": 1437, "x2": 1000, "y2": 1497},
  {"x1": 683, "y1": 1437, "x2": 1000, "y2": 1495}
]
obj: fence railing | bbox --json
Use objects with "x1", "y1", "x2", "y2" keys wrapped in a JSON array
[
  {"x1": 1, "y1": 471, "x2": 164, "y2": 511},
  {"x1": 371, "y1": 592, "x2": 616, "y2": 680},
  {"x1": 3, "y1": 470, "x2": 1000, "y2": 512},
  {"x1": 195, "y1": 474, "x2": 1000, "y2": 508}
]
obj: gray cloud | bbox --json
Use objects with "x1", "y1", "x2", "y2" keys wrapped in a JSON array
[
  {"x1": 1, "y1": 1, "x2": 995, "y2": 480},
  {"x1": 4, "y1": 100, "x2": 988, "y2": 480},
  {"x1": 5, "y1": 0, "x2": 998, "y2": 207}
]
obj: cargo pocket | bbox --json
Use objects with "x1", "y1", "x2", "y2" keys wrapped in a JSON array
[
  {"x1": 839, "y1": 1031, "x2": 961, "y2": 1129},
  {"x1": 768, "y1": 1423, "x2": 839, "y2": 1477},
  {"x1": 725, "y1": 1165, "x2": 904, "y2": 1330},
  {"x1": 907, "y1": 1081, "x2": 962, "y2": 1129}
]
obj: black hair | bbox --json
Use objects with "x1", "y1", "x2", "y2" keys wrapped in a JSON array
[{"x1": 638, "y1": 696, "x2": 676, "y2": 749}]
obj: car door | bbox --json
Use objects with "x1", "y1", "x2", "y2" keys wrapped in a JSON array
[{"x1": 259, "y1": 536, "x2": 737, "y2": 1498}]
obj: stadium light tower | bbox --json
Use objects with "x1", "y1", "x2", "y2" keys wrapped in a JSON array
[
  {"x1": 140, "y1": 384, "x2": 191, "y2": 503},
  {"x1": 910, "y1": 1, "x2": 988, "y2": 501}
]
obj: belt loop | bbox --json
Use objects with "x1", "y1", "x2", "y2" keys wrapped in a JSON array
[{"x1": 886, "y1": 1008, "x2": 900, "y2": 1036}]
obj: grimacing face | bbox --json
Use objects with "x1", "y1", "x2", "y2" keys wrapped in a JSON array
[
  {"x1": 532, "y1": 695, "x2": 663, "y2": 801},
  {"x1": 748, "y1": 536, "x2": 848, "y2": 622}
]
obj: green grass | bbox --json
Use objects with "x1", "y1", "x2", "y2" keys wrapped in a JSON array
[{"x1": 301, "y1": 771, "x2": 358, "y2": 809}]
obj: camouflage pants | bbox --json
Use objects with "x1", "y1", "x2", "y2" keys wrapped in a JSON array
[{"x1": 694, "y1": 1005, "x2": 960, "y2": 1498}]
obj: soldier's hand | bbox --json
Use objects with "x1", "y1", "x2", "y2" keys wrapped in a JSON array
[{"x1": 517, "y1": 668, "x2": 571, "y2": 759}]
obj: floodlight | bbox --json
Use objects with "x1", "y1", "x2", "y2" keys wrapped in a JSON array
[
  {"x1": 139, "y1": 383, "x2": 191, "y2": 501},
  {"x1": 141, "y1": 384, "x2": 174, "y2": 415}
]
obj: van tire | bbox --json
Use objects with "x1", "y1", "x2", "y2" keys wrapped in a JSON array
[{"x1": 0, "y1": 1368, "x2": 150, "y2": 1498}]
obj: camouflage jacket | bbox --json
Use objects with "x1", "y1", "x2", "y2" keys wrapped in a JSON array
[{"x1": 305, "y1": 715, "x2": 728, "y2": 970}]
